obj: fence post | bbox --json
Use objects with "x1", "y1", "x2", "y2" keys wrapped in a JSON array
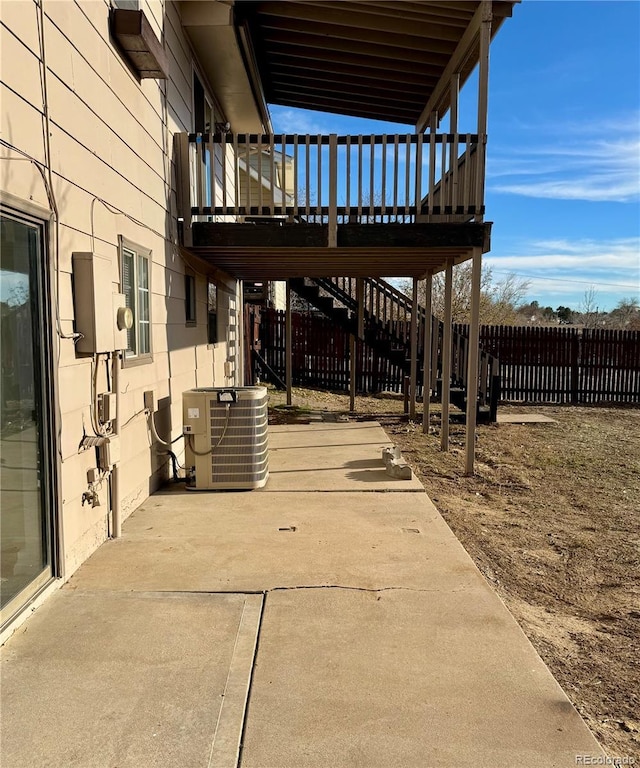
[
  {"x1": 422, "y1": 272, "x2": 433, "y2": 434},
  {"x1": 441, "y1": 261, "x2": 453, "y2": 451},
  {"x1": 409, "y1": 277, "x2": 419, "y2": 419},
  {"x1": 571, "y1": 330, "x2": 581, "y2": 404},
  {"x1": 286, "y1": 280, "x2": 292, "y2": 405},
  {"x1": 464, "y1": 248, "x2": 482, "y2": 475}
]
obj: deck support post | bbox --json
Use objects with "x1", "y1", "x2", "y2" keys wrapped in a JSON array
[
  {"x1": 286, "y1": 279, "x2": 292, "y2": 406},
  {"x1": 475, "y1": 1, "x2": 492, "y2": 222},
  {"x1": 441, "y1": 261, "x2": 453, "y2": 452},
  {"x1": 409, "y1": 277, "x2": 419, "y2": 420},
  {"x1": 422, "y1": 272, "x2": 433, "y2": 434},
  {"x1": 349, "y1": 334, "x2": 356, "y2": 412},
  {"x1": 465, "y1": 248, "x2": 482, "y2": 475},
  {"x1": 350, "y1": 278, "x2": 364, "y2": 412}
]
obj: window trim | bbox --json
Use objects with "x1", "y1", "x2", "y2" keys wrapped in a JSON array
[{"x1": 119, "y1": 236, "x2": 153, "y2": 367}]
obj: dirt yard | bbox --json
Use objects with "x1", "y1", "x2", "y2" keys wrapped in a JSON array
[{"x1": 268, "y1": 386, "x2": 640, "y2": 760}]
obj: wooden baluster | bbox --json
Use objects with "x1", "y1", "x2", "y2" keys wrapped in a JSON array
[
  {"x1": 269, "y1": 134, "x2": 276, "y2": 217},
  {"x1": 357, "y1": 135, "x2": 363, "y2": 220},
  {"x1": 232, "y1": 133, "x2": 239, "y2": 216},
  {"x1": 428, "y1": 119, "x2": 436, "y2": 216},
  {"x1": 415, "y1": 132, "x2": 423, "y2": 219},
  {"x1": 369, "y1": 134, "x2": 375, "y2": 220},
  {"x1": 393, "y1": 134, "x2": 399, "y2": 218},
  {"x1": 317, "y1": 134, "x2": 322, "y2": 220},
  {"x1": 208, "y1": 133, "x2": 216, "y2": 213},
  {"x1": 404, "y1": 134, "x2": 411, "y2": 219},
  {"x1": 381, "y1": 135, "x2": 387, "y2": 221},
  {"x1": 293, "y1": 135, "x2": 298, "y2": 218},
  {"x1": 440, "y1": 137, "x2": 447, "y2": 215},
  {"x1": 221, "y1": 132, "x2": 227, "y2": 215},
  {"x1": 345, "y1": 135, "x2": 351, "y2": 218},
  {"x1": 245, "y1": 135, "x2": 251, "y2": 215},
  {"x1": 281, "y1": 135, "x2": 287, "y2": 217},
  {"x1": 195, "y1": 134, "x2": 204, "y2": 213},
  {"x1": 329, "y1": 134, "x2": 337, "y2": 247},
  {"x1": 257, "y1": 135, "x2": 263, "y2": 215}
]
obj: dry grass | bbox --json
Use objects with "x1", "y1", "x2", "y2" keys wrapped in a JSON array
[{"x1": 267, "y1": 386, "x2": 640, "y2": 759}]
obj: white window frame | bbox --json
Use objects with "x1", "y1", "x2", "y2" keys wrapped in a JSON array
[{"x1": 119, "y1": 236, "x2": 152, "y2": 366}]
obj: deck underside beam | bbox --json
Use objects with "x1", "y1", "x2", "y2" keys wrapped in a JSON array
[{"x1": 190, "y1": 222, "x2": 491, "y2": 280}]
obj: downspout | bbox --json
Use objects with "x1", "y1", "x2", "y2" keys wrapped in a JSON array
[{"x1": 111, "y1": 350, "x2": 122, "y2": 538}]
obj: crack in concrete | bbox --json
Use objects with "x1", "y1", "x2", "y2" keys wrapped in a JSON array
[{"x1": 268, "y1": 584, "x2": 471, "y2": 594}]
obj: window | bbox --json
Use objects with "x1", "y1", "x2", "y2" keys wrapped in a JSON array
[
  {"x1": 120, "y1": 238, "x2": 152, "y2": 363},
  {"x1": 185, "y1": 272, "x2": 196, "y2": 325}
]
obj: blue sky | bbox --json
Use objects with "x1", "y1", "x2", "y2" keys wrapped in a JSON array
[{"x1": 269, "y1": 1, "x2": 640, "y2": 312}]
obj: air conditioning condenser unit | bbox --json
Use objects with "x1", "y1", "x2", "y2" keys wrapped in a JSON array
[{"x1": 182, "y1": 386, "x2": 269, "y2": 490}]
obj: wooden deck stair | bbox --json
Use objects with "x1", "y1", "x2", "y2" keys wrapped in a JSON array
[{"x1": 289, "y1": 276, "x2": 500, "y2": 423}]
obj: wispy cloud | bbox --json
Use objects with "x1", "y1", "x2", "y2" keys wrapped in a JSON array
[
  {"x1": 270, "y1": 106, "x2": 331, "y2": 135},
  {"x1": 488, "y1": 114, "x2": 640, "y2": 202},
  {"x1": 486, "y1": 236, "x2": 640, "y2": 307}
]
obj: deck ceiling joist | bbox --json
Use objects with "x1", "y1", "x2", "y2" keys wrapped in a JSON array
[{"x1": 234, "y1": 1, "x2": 516, "y2": 126}]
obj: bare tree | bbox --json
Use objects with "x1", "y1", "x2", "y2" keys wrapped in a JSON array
[
  {"x1": 607, "y1": 297, "x2": 640, "y2": 330},
  {"x1": 401, "y1": 264, "x2": 530, "y2": 325},
  {"x1": 579, "y1": 286, "x2": 599, "y2": 329}
]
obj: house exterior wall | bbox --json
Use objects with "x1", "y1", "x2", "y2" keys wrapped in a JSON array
[{"x1": 0, "y1": 0, "x2": 240, "y2": 581}]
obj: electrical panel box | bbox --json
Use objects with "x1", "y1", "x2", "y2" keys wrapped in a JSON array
[
  {"x1": 72, "y1": 252, "x2": 115, "y2": 354},
  {"x1": 72, "y1": 254, "x2": 129, "y2": 354}
]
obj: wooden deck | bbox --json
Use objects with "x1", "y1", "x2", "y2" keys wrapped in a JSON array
[
  {"x1": 189, "y1": 221, "x2": 490, "y2": 280},
  {"x1": 177, "y1": 131, "x2": 489, "y2": 279}
]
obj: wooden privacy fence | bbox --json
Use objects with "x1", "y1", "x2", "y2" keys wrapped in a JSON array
[
  {"x1": 454, "y1": 325, "x2": 640, "y2": 404},
  {"x1": 258, "y1": 308, "x2": 409, "y2": 394}
]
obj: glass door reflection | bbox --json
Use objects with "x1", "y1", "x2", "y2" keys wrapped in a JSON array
[{"x1": 1, "y1": 213, "x2": 52, "y2": 618}]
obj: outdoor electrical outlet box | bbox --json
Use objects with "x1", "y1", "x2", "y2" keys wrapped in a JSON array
[
  {"x1": 87, "y1": 468, "x2": 100, "y2": 484},
  {"x1": 72, "y1": 252, "x2": 115, "y2": 354},
  {"x1": 144, "y1": 390, "x2": 155, "y2": 411},
  {"x1": 99, "y1": 393, "x2": 117, "y2": 423},
  {"x1": 97, "y1": 436, "x2": 121, "y2": 470}
]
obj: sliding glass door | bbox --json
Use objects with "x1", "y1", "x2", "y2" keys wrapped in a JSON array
[{"x1": 1, "y1": 210, "x2": 56, "y2": 626}]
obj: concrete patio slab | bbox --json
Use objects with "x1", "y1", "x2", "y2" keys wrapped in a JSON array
[
  {"x1": 266, "y1": 422, "x2": 424, "y2": 491},
  {"x1": 241, "y1": 588, "x2": 603, "y2": 768},
  {"x1": 1, "y1": 421, "x2": 605, "y2": 768},
  {"x1": 69, "y1": 490, "x2": 480, "y2": 594},
  {"x1": 0, "y1": 590, "x2": 262, "y2": 768}
]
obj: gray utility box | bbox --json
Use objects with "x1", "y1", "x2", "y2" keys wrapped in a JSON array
[
  {"x1": 183, "y1": 386, "x2": 269, "y2": 490},
  {"x1": 72, "y1": 252, "x2": 128, "y2": 354}
]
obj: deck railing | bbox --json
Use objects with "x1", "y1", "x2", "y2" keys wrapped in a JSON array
[{"x1": 177, "y1": 132, "x2": 485, "y2": 229}]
